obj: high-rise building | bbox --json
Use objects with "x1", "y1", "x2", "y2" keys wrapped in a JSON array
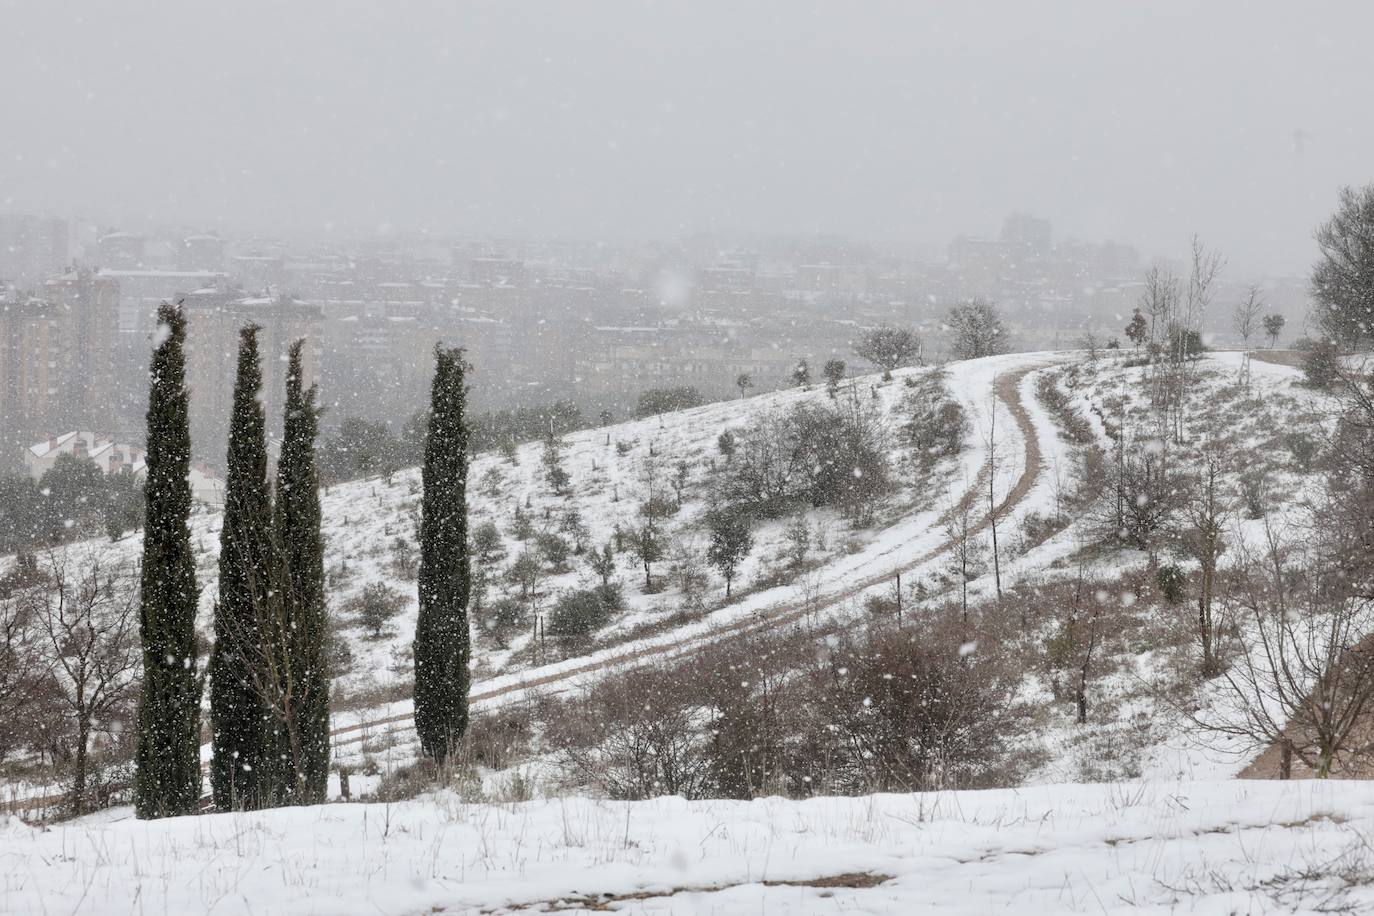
[
  {"x1": 0, "y1": 215, "x2": 68, "y2": 287},
  {"x1": 41, "y1": 269, "x2": 122, "y2": 428},
  {"x1": 181, "y1": 289, "x2": 323, "y2": 464},
  {"x1": 0, "y1": 292, "x2": 70, "y2": 456}
]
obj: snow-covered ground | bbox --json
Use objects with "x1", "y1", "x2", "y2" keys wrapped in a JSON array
[{"x1": 5, "y1": 780, "x2": 1373, "y2": 914}]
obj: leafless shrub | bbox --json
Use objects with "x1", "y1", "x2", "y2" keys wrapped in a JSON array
[{"x1": 547, "y1": 663, "x2": 714, "y2": 800}]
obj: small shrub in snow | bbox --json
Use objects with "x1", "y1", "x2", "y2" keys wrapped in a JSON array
[
  {"x1": 1301, "y1": 339, "x2": 1341, "y2": 390},
  {"x1": 471, "y1": 520, "x2": 504, "y2": 562},
  {"x1": 548, "y1": 585, "x2": 622, "y2": 649},
  {"x1": 349, "y1": 581, "x2": 407, "y2": 639}
]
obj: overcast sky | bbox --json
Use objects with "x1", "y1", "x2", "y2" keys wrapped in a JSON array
[{"x1": 1, "y1": 1, "x2": 1370, "y2": 273}]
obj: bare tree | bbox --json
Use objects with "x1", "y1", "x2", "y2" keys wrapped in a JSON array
[
  {"x1": 1233, "y1": 285, "x2": 1263, "y2": 348},
  {"x1": 944, "y1": 489, "x2": 982, "y2": 620},
  {"x1": 1080, "y1": 330, "x2": 1101, "y2": 363},
  {"x1": 1233, "y1": 285, "x2": 1263, "y2": 388},
  {"x1": 1046, "y1": 562, "x2": 1103, "y2": 725},
  {"x1": 1139, "y1": 262, "x2": 1180, "y2": 347},
  {"x1": 34, "y1": 551, "x2": 140, "y2": 814},
  {"x1": 1203, "y1": 523, "x2": 1374, "y2": 778},
  {"x1": 1180, "y1": 441, "x2": 1229, "y2": 677},
  {"x1": 0, "y1": 566, "x2": 49, "y2": 760}
]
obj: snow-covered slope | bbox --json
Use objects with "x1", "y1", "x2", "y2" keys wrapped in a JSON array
[
  {"x1": 6, "y1": 779, "x2": 1372, "y2": 915},
  {"x1": 5, "y1": 350, "x2": 1337, "y2": 806}
]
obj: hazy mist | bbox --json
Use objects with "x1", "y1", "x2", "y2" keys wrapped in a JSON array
[{"x1": 2, "y1": 1, "x2": 1371, "y2": 270}]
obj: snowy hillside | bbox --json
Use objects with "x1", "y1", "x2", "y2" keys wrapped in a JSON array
[
  {"x1": 6, "y1": 780, "x2": 1372, "y2": 914},
  {"x1": 3, "y1": 349, "x2": 1338, "y2": 804}
]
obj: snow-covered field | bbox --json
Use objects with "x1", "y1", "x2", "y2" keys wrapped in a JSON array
[{"x1": 5, "y1": 780, "x2": 1373, "y2": 914}]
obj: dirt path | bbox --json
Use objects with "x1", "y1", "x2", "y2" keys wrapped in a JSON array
[{"x1": 327, "y1": 359, "x2": 1061, "y2": 751}]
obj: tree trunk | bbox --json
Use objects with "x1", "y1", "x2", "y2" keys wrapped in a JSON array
[
  {"x1": 73, "y1": 716, "x2": 90, "y2": 816},
  {"x1": 1316, "y1": 743, "x2": 1334, "y2": 778},
  {"x1": 1279, "y1": 740, "x2": 1293, "y2": 780}
]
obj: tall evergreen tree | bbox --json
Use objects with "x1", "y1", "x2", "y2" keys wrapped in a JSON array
[
  {"x1": 272, "y1": 339, "x2": 330, "y2": 803},
  {"x1": 134, "y1": 302, "x2": 203, "y2": 819},
  {"x1": 414, "y1": 345, "x2": 472, "y2": 763},
  {"x1": 209, "y1": 324, "x2": 276, "y2": 809}
]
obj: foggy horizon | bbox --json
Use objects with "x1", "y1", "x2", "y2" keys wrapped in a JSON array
[{"x1": 3, "y1": 1, "x2": 1371, "y2": 273}]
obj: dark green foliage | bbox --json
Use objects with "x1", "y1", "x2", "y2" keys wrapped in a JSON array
[
  {"x1": 134, "y1": 302, "x2": 202, "y2": 820},
  {"x1": 471, "y1": 520, "x2": 504, "y2": 562},
  {"x1": 1263, "y1": 313, "x2": 1286, "y2": 347},
  {"x1": 507, "y1": 551, "x2": 542, "y2": 600},
  {"x1": 271, "y1": 339, "x2": 330, "y2": 804},
  {"x1": 0, "y1": 473, "x2": 46, "y2": 553},
  {"x1": 469, "y1": 399, "x2": 586, "y2": 453},
  {"x1": 351, "y1": 581, "x2": 406, "y2": 639},
  {"x1": 629, "y1": 522, "x2": 665, "y2": 592},
  {"x1": 635, "y1": 386, "x2": 703, "y2": 418},
  {"x1": 1125, "y1": 309, "x2": 1148, "y2": 348},
  {"x1": 1302, "y1": 339, "x2": 1342, "y2": 390},
  {"x1": 717, "y1": 429, "x2": 736, "y2": 459},
  {"x1": 1312, "y1": 185, "x2": 1374, "y2": 349},
  {"x1": 104, "y1": 468, "x2": 144, "y2": 541},
  {"x1": 706, "y1": 511, "x2": 753, "y2": 597},
  {"x1": 1156, "y1": 563, "x2": 1187, "y2": 604},
  {"x1": 542, "y1": 435, "x2": 570, "y2": 496},
  {"x1": 0, "y1": 461, "x2": 143, "y2": 551},
  {"x1": 854, "y1": 326, "x2": 921, "y2": 380},
  {"x1": 1166, "y1": 325, "x2": 1206, "y2": 361},
  {"x1": 791, "y1": 359, "x2": 811, "y2": 388},
  {"x1": 536, "y1": 531, "x2": 570, "y2": 571},
  {"x1": 318, "y1": 417, "x2": 405, "y2": 484},
  {"x1": 488, "y1": 596, "x2": 526, "y2": 634},
  {"x1": 718, "y1": 401, "x2": 890, "y2": 520},
  {"x1": 414, "y1": 345, "x2": 472, "y2": 764},
  {"x1": 588, "y1": 541, "x2": 617, "y2": 587},
  {"x1": 209, "y1": 324, "x2": 275, "y2": 810},
  {"x1": 823, "y1": 359, "x2": 846, "y2": 395},
  {"x1": 548, "y1": 585, "x2": 623, "y2": 647},
  {"x1": 38, "y1": 453, "x2": 105, "y2": 538}
]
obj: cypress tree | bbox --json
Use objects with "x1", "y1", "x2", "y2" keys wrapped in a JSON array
[
  {"x1": 209, "y1": 324, "x2": 275, "y2": 809},
  {"x1": 134, "y1": 302, "x2": 203, "y2": 819},
  {"x1": 414, "y1": 345, "x2": 472, "y2": 763},
  {"x1": 272, "y1": 339, "x2": 330, "y2": 803}
]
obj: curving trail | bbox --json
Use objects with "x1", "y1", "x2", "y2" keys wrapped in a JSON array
[{"x1": 327, "y1": 355, "x2": 1066, "y2": 751}]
